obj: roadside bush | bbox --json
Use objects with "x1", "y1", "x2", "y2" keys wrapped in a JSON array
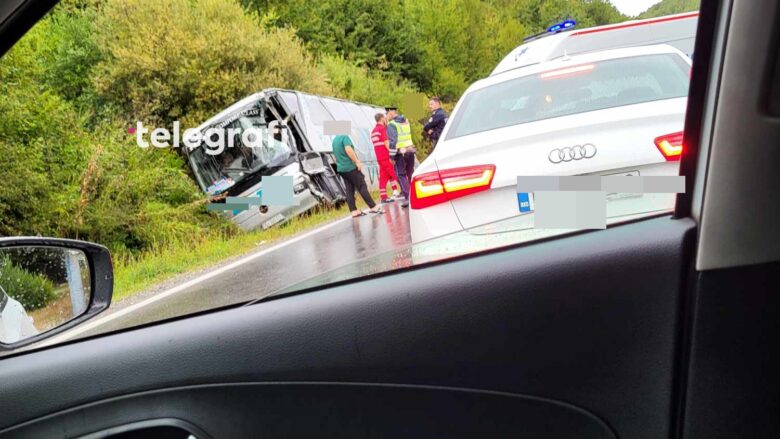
[
  {"x1": 68, "y1": 122, "x2": 235, "y2": 256},
  {"x1": 0, "y1": 257, "x2": 57, "y2": 311},
  {"x1": 0, "y1": 20, "x2": 233, "y2": 256},
  {"x1": 92, "y1": 0, "x2": 333, "y2": 127},
  {"x1": 39, "y1": 6, "x2": 103, "y2": 108},
  {"x1": 0, "y1": 22, "x2": 91, "y2": 238},
  {"x1": 254, "y1": 0, "x2": 425, "y2": 82},
  {"x1": 320, "y1": 55, "x2": 419, "y2": 107},
  {"x1": 0, "y1": 1, "x2": 255, "y2": 258}
]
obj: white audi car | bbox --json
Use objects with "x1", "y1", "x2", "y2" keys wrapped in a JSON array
[{"x1": 410, "y1": 45, "x2": 691, "y2": 243}]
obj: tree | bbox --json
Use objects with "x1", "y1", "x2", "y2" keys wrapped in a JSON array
[
  {"x1": 92, "y1": 0, "x2": 332, "y2": 127},
  {"x1": 263, "y1": 0, "x2": 427, "y2": 88},
  {"x1": 260, "y1": 0, "x2": 625, "y2": 98},
  {"x1": 638, "y1": 0, "x2": 700, "y2": 18}
]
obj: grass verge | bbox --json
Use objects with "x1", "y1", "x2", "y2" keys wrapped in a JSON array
[{"x1": 112, "y1": 191, "x2": 383, "y2": 302}]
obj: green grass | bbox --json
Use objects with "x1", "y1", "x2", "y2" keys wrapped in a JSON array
[{"x1": 112, "y1": 191, "x2": 383, "y2": 302}]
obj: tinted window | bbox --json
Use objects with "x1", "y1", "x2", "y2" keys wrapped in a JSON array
[
  {"x1": 345, "y1": 102, "x2": 373, "y2": 129},
  {"x1": 278, "y1": 91, "x2": 301, "y2": 118},
  {"x1": 304, "y1": 95, "x2": 334, "y2": 125},
  {"x1": 361, "y1": 105, "x2": 383, "y2": 124},
  {"x1": 321, "y1": 98, "x2": 352, "y2": 121},
  {"x1": 323, "y1": 101, "x2": 371, "y2": 161}
]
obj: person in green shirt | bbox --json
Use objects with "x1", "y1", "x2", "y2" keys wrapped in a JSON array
[{"x1": 331, "y1": 134, "x2": 383, "y2": 217}]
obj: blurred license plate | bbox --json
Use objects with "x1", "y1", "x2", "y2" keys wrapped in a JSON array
[
  {"x1": 517, "y1": 192, "x2": 534, "y2": 213},
  {"x1": 605, "y1": 170, "x2": 641, "y2": 200}
]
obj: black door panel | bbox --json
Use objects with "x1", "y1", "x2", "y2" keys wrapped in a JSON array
[
  {"x1": 683, "y1": 261, "x2": 780, "y2": 438},
  {"x1": 5, "y1": 384, "x2": 616, "y2": 438},
  {"x1": 0, "y1": 217, "x2": 696, "y2": 438}
]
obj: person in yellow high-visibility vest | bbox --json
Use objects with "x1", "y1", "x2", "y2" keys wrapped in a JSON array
[{"x1": 385, "y1": 106, "x2": 416, "y2": 208}]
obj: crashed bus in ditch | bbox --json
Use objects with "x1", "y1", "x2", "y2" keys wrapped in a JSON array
[{"x1": 182, "y1": 89, "x2": 386, "y2": 230}]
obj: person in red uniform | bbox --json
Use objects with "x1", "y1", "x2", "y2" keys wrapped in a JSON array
[{"x1": 371, "y1": 113, "x2": 400, "y2": 204}]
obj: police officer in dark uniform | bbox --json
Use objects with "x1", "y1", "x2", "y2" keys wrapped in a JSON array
[{"x1": 423, "y1": 96, "x2": 448, "y2": 149}]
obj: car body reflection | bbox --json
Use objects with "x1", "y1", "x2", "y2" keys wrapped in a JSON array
[{"x1": 0, "y1": 286, "x2": 39, "y2": 344}]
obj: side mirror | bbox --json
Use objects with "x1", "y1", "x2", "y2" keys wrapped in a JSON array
[{"x1": 0, "y1": 237, "x2": 112, "y2": 350}]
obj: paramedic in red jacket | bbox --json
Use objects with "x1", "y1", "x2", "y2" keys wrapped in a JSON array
[{"x1": 371, "y1": 113, "x2": 400, "y2": 204}]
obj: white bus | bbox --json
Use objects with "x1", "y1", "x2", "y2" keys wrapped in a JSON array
[{"x1": 183, "y1": 89, "x2": 386, "y2": 230}]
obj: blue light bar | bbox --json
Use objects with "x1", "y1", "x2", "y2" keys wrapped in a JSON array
[{"x1": 547, "y1": 19, "x2": 577, "y2": 34}]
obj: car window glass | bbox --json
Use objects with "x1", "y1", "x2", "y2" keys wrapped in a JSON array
[
  {"x1": 278, "y1": 91, "x2": 300, "y2": 118},
  {"x1": 0, "y1": 0, "x2": 700, "y2": 353},
  {"x1": 448, "y1": 53, "x2": 690, "y2": 139},
  {"x1": 304, "y1": 96, "x2": 334, "y2": 126},
  {"x1": 360, "y1": 105, "x2": 382, "y2": 124}
]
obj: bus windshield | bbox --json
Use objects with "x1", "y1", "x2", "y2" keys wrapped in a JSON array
[{"x1": 188, "y1": 114, "x2": 293, "y2": 195}]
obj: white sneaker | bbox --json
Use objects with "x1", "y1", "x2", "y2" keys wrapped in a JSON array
[{"x1": 392, "y1": 190, "x2": 400, "y2": 198}]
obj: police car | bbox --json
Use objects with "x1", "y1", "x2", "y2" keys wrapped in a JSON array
[
  {"x1": 492, "y1": 12, "x2": 698, "y2": 76},
  {"x1": 409, "y1": 44, "x2": 691, "y2": 243}
]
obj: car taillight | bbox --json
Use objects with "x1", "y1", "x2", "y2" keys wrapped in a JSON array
[
  {"x1": 654, "y1": 131, "x2": 684, "y2": 161},
  {"x1": 411, "y1": 165, "x2": 496, "y2": 209}
]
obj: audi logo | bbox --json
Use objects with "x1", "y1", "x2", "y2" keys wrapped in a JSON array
[{"x1": 548, "y1": 143, "x2": 597, "y2": 164}]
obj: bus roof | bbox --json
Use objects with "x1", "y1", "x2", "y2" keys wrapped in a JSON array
[{"x1": 193, "y1": 88, "x2": 385, "y2": 134}]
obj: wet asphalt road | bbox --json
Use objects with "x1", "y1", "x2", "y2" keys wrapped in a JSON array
[{"x1": 84, "y1": 202, "x2": 413, "y2": 338}]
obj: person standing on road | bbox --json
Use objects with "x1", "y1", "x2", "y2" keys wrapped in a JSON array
[
  {"x1": 423, "y1": 96, "x2": 448, "y2": 149},
  {"x1": 371, "y1": 113, "x2": 400, "y2": 204},
  {"x1": 386, "y1": 106, "x2": 416, "y2": 208},
  {"x1": 331, "y1": 134, "x2": 383, "y2": 218}
]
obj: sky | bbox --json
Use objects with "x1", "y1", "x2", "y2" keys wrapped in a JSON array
[{"x1": 609, "y1": 0, "x2": 662, "y2": 17}]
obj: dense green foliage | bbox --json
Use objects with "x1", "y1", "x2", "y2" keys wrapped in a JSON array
[
  {"x1": 0, "y1": 258, "x2": 56, "y2": 311},
  {"x1": 94, "y1": 0, "x2": 332, "y2": 127},
  {"x1": 639, "y1": 0, "x2": 700, "y2": 18},
  {"x1": 247, "y1": 0, "x2": 625, "y2": 98},
  {"x1": 1, "y1": 0, "x2": 634, "y2": 259}
]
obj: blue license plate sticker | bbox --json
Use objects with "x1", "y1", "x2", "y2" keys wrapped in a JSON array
[{"x1": 517, "y1": 192, "x2": 534, "y2": 213}]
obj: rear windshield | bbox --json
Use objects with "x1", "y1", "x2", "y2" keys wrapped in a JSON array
[{"x1": 447, "y1": 53, "x2": 690, "y2": 140}]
